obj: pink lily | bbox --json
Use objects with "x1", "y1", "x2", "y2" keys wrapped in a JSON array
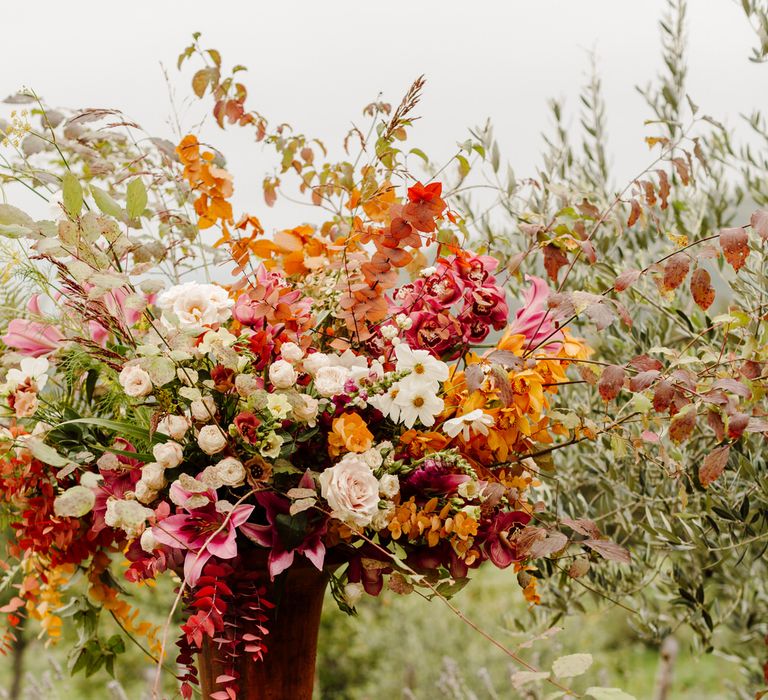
[
  {"x1": 152, "y1": 491, "x2": 255, "y2": 586},
  {"x1": 240, "y1": 473, "x2": 326, "y2": 579},
  {"x1": 506, "y1": 275, "x2": 562, "y2": 351},
  {"x1": 3, "y1": 297, "x2": 65, "y2": 357}
]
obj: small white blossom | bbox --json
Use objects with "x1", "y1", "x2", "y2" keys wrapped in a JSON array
[
  {"x1": 378, "y1": 474, "x2": 400, "y2": 498},
  {"x1": 442, "y1": 409, "x2": 495, "y2": 441}
]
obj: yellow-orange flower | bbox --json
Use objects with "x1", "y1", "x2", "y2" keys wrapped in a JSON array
[{"x1": 328, "y1": 412, "x2": 373, "y2": 457}]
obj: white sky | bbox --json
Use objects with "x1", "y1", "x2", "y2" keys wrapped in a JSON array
[{"x1": 1, "y1": 1, "x2": 766, "y2": 231}]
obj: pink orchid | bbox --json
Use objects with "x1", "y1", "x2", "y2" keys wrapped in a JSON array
[
  {"x1": 152, "y1": 491, "x2": 255, "y2": 586},
  {"x1": 240, "y1": 473, "x2": 326, "y2": 579},
  {"x1": 506, "y1": 275, "x2": 562, "y2": 351}
]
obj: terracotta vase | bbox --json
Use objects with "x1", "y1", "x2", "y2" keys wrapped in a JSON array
[{"x1": 198, "y1": 558, "x2": 329, "y2": 700}]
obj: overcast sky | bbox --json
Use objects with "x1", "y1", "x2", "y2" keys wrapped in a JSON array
[{"x1": 1, "y1": 1, "x2": 765, "y2": 230}]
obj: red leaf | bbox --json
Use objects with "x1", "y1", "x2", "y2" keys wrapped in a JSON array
[
  {"x1": 727, "y1": 412, "x2": 750, "y2": 439},
  {"x1": 669, "y1": 407, "x2": 696, "y2": 443},
  {"x1": 690, "y1": 268, "x2": 715, "y2": 311},
  {"x1": 711, "y1": 378, "x2": 751, "y2": 398},
  {"x1": 543, "y1": 244, "x2": 568, "y2": 283},
  {"x1": 627, "y1": 198, "x2": 642, "y2": 227},
  {"x1": 699, "y1": 445, "x2": 730, "y2": 487},
  {"x1": 583, "y1": 539, "x2": 631, "y2": 564},
  {"x1": 629, "y1": 354, "x2": 663, "y2": 372},
  {"x1": 751, "y1": 209, "x2": 768, "y2": 240},
  {"x1": 662, "y1": 253, "x2": 690, "y2": 291},
  {"x1": 720, "y1": 227, "x2": 750, "y2": 271},
  {"x1": 614, "y1": 269, "x2": 642, "y2": 292},
  {"x1": 560, "y1": 518, "x2": 601, "y2": 538},
  {"x1": 707, "y1": 411, "x2": 725, "y2": 442},
  {"x1": 598, "y1": 365, "x2": 626, "y2": 401},
  {"x1": 653, "y1": 380, "x2": 675, "y2": 413},
  {"x1": 630, "y1": 370, "x2": 661, "y2": 392}
]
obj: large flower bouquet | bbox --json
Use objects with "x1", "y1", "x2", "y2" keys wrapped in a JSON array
[{"x1": 0, "y1": 68, "x2": 601, "y2": 699}]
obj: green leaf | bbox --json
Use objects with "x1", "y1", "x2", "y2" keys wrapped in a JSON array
[
  {"x1": 90, "y1": 185, "x2": 124, "y2": 219},
  {"x1": 126, "y1": 178, "x2": 148, "y2": 219},
  {"x1": 0, "y1": 203, "x2": 34, "y2": 227},
  {"x1": 62, "y1": 172, "x2": 83, "y2": 218},
  {"x1": 586, "y1": 688, "x2": 636, "y2": 700},
  {"x1": 26, "y1": 438, "x2": 70, "y2": 467},
  {"x1": 552, "y1": 653, "x2": 593, "y2": 678},
  {"x1": 52, "y1": 418, "x2": 165, "y2": 444}
]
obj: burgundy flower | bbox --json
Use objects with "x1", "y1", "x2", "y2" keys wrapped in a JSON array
[
  {"x1": 404, "y1": 310, "x2": 464, "y2": 358},
  {"x1": 462, "y1": 285, "x2": 508, "y2": 330},
  {"x1": 479, "y1": 511, "x2": 532, "y2": 569},
  {"x1": 423, "y1": 269, "x2": 464, "y2": 307},
  {"x1": 234, "y1": 412, "x2": 261, "y2": 444},
  {"x1": 402, "y1": 460, "x2": 470, "y2": 496},
  {"x1": 211, "y1": 364, "x2": 235, "y2": 392}
]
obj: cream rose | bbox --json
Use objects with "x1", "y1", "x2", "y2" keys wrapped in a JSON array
[
  {"x1": 190, "y1": 396, "x2": 217, "y2": 422},
  {"x1": 302, "y1": 352, "x2": 330, "y2": 376},
  {"x1": 157, "y1": 414, "x2": 191, "y2": 441},
  {"x1": 234, "y1": 374, "x2": 260, "y2": 397},
  {"x1": 293, "y1": 394, "x2": 319, "y2": 427},
  {"x1": 269, "y1": 360, "x2": 298, "y2": 389},
  {"x1": 140, "y1": 528, "x2": 158, "y2": 553},
  {"x1": 119, "y1": 365, "x2": 153, "y2": 398},
  {"x1": 152, "y1": 441, "x2": 184, "y2": 469},
  {"x1": 156, "y1": 281, "x2": 234, "y2": 333},
  {"x1": 318, "y1": 453, "x2": 380, "y2": 528},
  {"x1": 213, "y1": 457, "x2": 246, "y2": 487},
  {"x1": 197, "y1": 424, "x2": 227, "y2": 455},
  {"x1": 133, "y1": 480, "x2": 158, "y2": 504},
  {"x1": 140, "y1": 462, "x2": 167, "y2": 490},
  {"x1": 97, "y1": 453, "x2": 120, "y2": 471},
  {"x1": 378, "y1": 474, "x2": 400, "y2": 498},
  {"x1": 280, "y1": 342, "x2": 304, "y2": 364},
  {"x1": 313, "y1": 365, "x2": 350, "y2": 397}
]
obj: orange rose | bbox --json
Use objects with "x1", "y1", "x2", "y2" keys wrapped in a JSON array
[{"x1": 328, "y1": 412, "x2": 374, "y2": 457}]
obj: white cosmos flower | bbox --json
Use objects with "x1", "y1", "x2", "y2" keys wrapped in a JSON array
[
  {"x1": 6, "y1": 357, "x2": 50, "y2": 391},
  {"x1": 442, "y1": 408, "x2": 495, "y2": 441},
  {"x1": 394, "y1": 344, "x2": 449, "y2": 387},
  {"x1": 368, "y1": 384, "x2": 402, "y2": 423},
  {"x1": 156, "y1": 282, "x2": 233, "y2": 334},
  {"x1": 392, "y1": 376, "x2": 444, "y2": 428}
]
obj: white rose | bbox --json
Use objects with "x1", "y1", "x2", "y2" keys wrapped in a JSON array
[
  {"x1": 378, "y1": 474, "x2": 400, "y2": 498},
  {"x1": 280, "y1": 342, "x2": 304, "y2": 364},
  {"x1": 156, "y1": 281, "x2": 233, "y2": 333},
  {"x1": 235, "y1": 374, "x2": 260, "y2": 397},
  {"x1": 362, "y1": 448, "x2": 383, "y2": 470},
  {"x1": 133, "y1": 480, "x2": 158, "y2": 504},
  {"x1": 313, "y1": 365, "x2": 350, "y2": 397},
  {"x1": 318, "y1": 453, "x2": 380, "y2": 528},
  {"x1": 53, "y1": 485, "x2": 95, "y2": 518},
  {"x1": 157, "y1": 414, "x2": 190, "y2": 441},
  {"x1": 269, "y1": 360, "x2": 298, "y2": 389},
  {"x1": 302, "y1": 352, "x2": 330, "y2": 376},
  {"x1": 141, "y1": 462, "x2": 167, "y2": 490},
  {"x1": 97, "y1": 453, "x2": 120, "y2": 471},
  {"x1": 104, "y1": 498, "x2": 154, "y2": 538},
  {"x1": 190, "y1": 396, "x2": 217, "y2": 422},
  {"x1": 119, "y1": 365, "x2": 153, "y2": 398},
  {"x1": 197, "y1": 425, "x2": 227, "y2": 455},
  {"x1": 214, "y1": 457, "x2": 246, "y2": 487},
  {"x1": 140, "y1": 528, "x2": 157, "y2": 553},
  {"x1": 370, "y1": 503, "x2": 395, "y2": 531},
  {"x1": 293, "y1": 395, "x2": 319, "y2": 427},
  {"x1": 152, "y1": 441, "x2": 184, "y2": 469}
]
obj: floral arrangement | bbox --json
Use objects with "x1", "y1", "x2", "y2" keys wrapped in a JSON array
[{"x1": 0, "y1": 116, "x2": 599, "y2": 695}]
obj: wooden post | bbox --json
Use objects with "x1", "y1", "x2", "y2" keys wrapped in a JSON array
[{"x1": 653, "y1": 635, "x2": 678, "y2": 700}]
